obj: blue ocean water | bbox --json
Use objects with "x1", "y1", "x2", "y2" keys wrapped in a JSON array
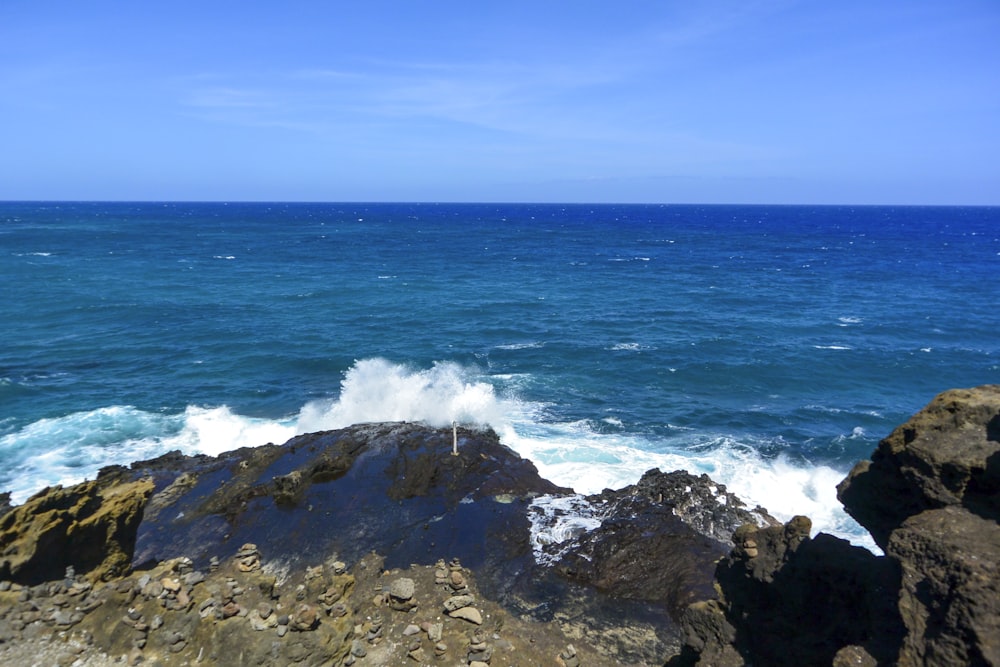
[{"x1": 2, "y1": 202, "x2": 998, "y2": 550}]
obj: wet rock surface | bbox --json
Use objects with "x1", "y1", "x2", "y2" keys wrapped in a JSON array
[
  {"x1": 0, "y1": 421, "x2": 761, "y2": 665},
  {"x1": 670, "y1": 385, "x2": 1000, "y2": 667},
  {"x1": 7, "y1": 386, "x2": 996, "y2": 666}
]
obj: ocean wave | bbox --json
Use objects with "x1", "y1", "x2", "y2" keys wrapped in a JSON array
[{"x1": 0, "y1": 357, "x2": 878, "y2": 552}]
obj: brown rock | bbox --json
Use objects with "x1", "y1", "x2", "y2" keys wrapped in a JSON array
[
  {"x1": 448, "y1": 606, "x2": 483, "y2": 625},
  {"x1": 838, "y1": 385, "x2": 1000, "y2": 548},
  {"x1": 0, "y1": 473, "x2": 154, "y2": 585}
]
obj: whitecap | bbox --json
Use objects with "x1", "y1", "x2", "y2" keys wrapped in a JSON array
[
  {"x1": 496, "y1": 342, "x2": 545, "y2": 351},
  {"x1": 1, "y1": 357, "x2": 880, "y2": 554}
]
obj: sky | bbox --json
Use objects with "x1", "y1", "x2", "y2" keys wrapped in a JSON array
[{"x1": 1, "y1": 1, "x2": 998, "y2": 205}]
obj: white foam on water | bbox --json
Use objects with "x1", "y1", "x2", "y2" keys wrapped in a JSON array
[
  {"x1": 498, "y1": 418, "x2": 880, "y2": 554},
  {"x1": 527, "y1": 494, "x2": 605, "y2": 565},
  {"x1": 296, "y1": 358, "x2": 518, "y2": 431},
  {"x1": 1, "y1": 358, "x2": 879, "y2": 553}
]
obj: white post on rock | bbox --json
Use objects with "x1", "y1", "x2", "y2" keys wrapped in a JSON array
[{"x1": 452, "y1": 421, "x2": 459, "y2": 456}]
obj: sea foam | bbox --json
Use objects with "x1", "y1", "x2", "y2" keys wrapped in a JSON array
[{"x1": 0, "y1": 358, "x2": 878, "y2": 552}]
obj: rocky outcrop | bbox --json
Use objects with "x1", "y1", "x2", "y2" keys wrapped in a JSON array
[
  {"x1": 1, "y1": 421, "x2": 767, "y2": 665},
  {"x1": 670, "y1": 385, "x2": 1000, "y2": 666},
  {"x1": 546, "y1": 469, "x2": 777, "y2": 618},
  {"x1": 837, "y1": 385, "x2": 1000, "y2": 548},
  {"x1": 0, "y1": 469, "x2": 153, "y2": 585}
]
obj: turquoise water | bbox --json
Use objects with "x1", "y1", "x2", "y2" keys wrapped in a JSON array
[{"x1": 2, "y1": 202, "x2": 998, "y2": 549}]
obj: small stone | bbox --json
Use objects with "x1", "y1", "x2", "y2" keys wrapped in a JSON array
[
  {"x1": 402, "y1": 624, "x2": 421, "y2": 636},
  {"x1": 427, "y1": 622, "x2": 443, "y2": 642},
  {"x1": 175, "y1": 588, "x2": 190, "y2": 608},
  {"x1": 276, "y1": 625, "x2": 288, "y2": 637},
  {"x1": 183, "y1": 571, "x2": 205, "y2": 587},
  {"x1": 448, "y1": 606, "x2": 483, "y2": 625},
  {"x1": 449, "y1": 570, "x2": 466, "y2": 589},
  {"x1": 389, "y1": 577, "x2": 415, "y2": 601},
  {"x1": 350, "y1": 639, "x2": 367, "y2": 657},
  {"x1": 290, "y1": 603, "x2": 319, "y2": 631},
  {"x1": 51, "y1": 610, "x2": 78, "y2": 627},
  {"x1": 434, "y1": 642, "x2": 448, "y2": 656},
  {"x1": 249, "y1": 609, "x2": 277, "y2": 631},
  {"x1": 331, "y1": 561, "x2": 347, "y2": 574},
  {"x1": 443, "y1": 594, "x2": 474, "y2": 612},
  {"x1": 161, "y1": 578, "x2": 181, "y2": 593},
  {"x1": 221, "y1": 601, "x2": 241, "y2": 618},
  {"x1": 407, "y1": 647, "x2": 427, "y2": 662},
  {"x1": 470, "y1": 662, "x2": 489, "y2": 667},
  {"x1": 143, "y1": 581, "x2": 163, "y2": 599}
]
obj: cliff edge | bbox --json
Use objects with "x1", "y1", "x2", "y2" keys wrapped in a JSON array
[{"x1": 670, "y1": 385, "x2": 1000, "y2": 666}]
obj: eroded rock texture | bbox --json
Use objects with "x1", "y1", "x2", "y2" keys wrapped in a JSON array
[{"x1": 671, "y1": 385, "x2": 1000, "y2": 667}]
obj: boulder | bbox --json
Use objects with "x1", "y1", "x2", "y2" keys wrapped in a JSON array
[
  {"x1": 0, "y1": 469, "x2": 153, "y2": 584},
  {"x1": 670, "y1": 386, "x2": 1000, "y2": 666},
  {"x1": 889, "y1": 506, "x2": 1000, "y2": 666},
  {"x1": 837, "y1": 385, "x2": 1000, "y2": 548}
]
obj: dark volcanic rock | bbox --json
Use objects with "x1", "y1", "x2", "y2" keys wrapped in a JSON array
[
  {"x1": 129, "y1": 423, "x2": 740, "y2": 662},
  {"x1": 671, "y1": 386, "x2": 1000, "y2": 667},
  {"x1": 132, "y1": 422, "x2": 567, "y2": 587},
  {"x1": 889, "y1": 506, "x2": 1000, "y2": 666},
  {"x1": 668, "y1": 516, "x2": 905, "y2": 667},
  {"x1": 837, "y1": 384, "x2": 1000, "y2": 549},
  {"x1": 548, "y1": 469, "x2": 777, "y2": 618}
]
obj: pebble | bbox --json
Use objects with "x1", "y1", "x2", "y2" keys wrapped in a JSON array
[
  {"x1": 161, "y1": 577, "x2": 182, "y2": 593},
  {"x1": 448, "y1": 606, "x2": 483, "y2": 625},
  {"x1": 402, "y1": 623, "x2": 421, "y2": 636},
  {"x1": 290, "y1": 603, "x2": 319, "y2": 631},
  {"x1": 443, "y1": 594, "x2": 474, "y2": 612},
  {"x1": 560, "y1": 643, "x2": 581, "y2": 667}
]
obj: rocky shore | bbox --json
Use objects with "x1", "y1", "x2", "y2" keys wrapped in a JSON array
[{"x1": 1, "y1": 386, "x2": 997, "y2": 666}]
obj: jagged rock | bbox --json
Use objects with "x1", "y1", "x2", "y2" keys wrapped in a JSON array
[
  {"x1": 889, "y1": 506, "x2": 1000, "y2": 666},
  {"x1": 0, "y1": 471, "x2": 153, "y2": 585},
  {"x1": 838, "y1": 384, "x2": 1000, "y2": 548},
  {"x1": 672, "y1": 386, "x2": 1000, "y2": 667}
]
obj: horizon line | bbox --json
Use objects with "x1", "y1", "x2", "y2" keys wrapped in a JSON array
[{"x1": 3, "y1": 199, "x2": 997, "y2": 208}]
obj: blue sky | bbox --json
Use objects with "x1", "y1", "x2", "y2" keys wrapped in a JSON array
[{"x1": 2, "y1": 1, "x2": 997, "y2": 204}]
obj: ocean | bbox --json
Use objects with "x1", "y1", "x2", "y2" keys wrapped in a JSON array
[{"x1": 2, "y1": 202, "x2": 998, "y2": 552}]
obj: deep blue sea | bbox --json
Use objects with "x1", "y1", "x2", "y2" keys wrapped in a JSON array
[{"x1": 2, "y1": 202, "x2": 998, "y2": 551}]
